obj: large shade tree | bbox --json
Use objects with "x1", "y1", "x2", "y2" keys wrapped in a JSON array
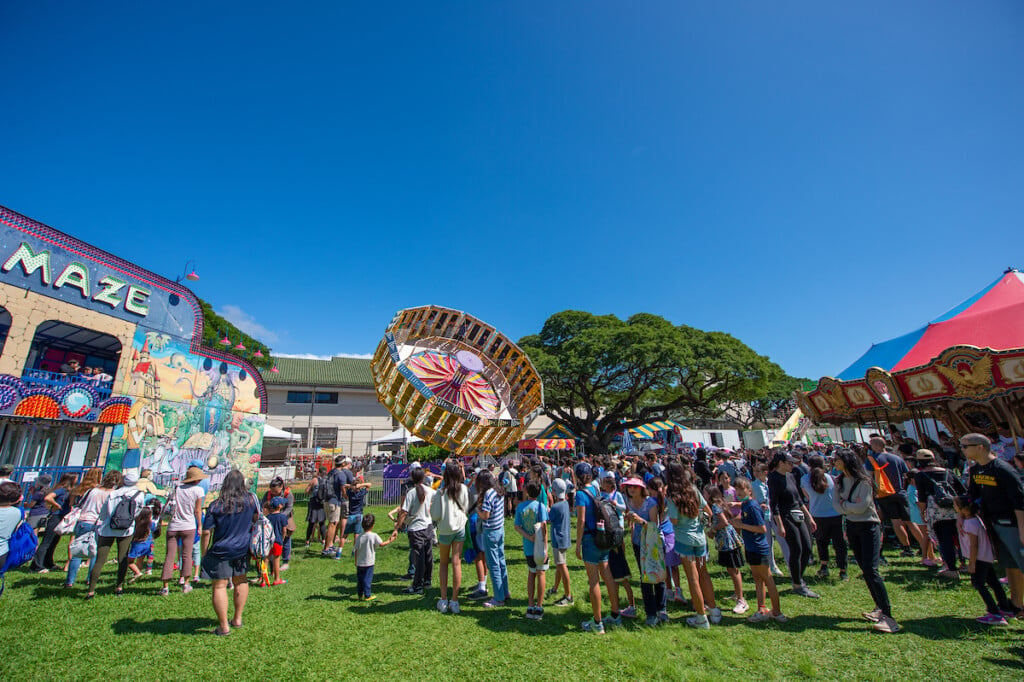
[{"x1": 519, "y1": 311, "x2": 794, "y2": 452}]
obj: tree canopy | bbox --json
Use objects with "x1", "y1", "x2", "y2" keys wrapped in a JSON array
[
  {"x1": 518, "y1": 311, "x2": 797, "y2": 452},
  {"x1": 197, "y1": 298, "x2": 273, "y2": 370}
]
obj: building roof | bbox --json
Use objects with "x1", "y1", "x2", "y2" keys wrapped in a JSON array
[{"x1": 261, "y1": 356, "x2": 374, "y2": 388}]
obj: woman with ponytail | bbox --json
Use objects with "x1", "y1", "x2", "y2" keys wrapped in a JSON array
[{"x1": 801, "y1": 454, "x2": 848, "y2": 580}]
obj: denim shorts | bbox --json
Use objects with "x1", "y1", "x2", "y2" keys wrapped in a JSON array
[
  {"x1": 674, "y1": 541, "x2": 709, "y2": 560},
  {"x1": 344, "y1": 514, "x2": 362, "y2": 535},
  {"x1": 438, "y1": 530, "x2": 466, "y2": 545},
  {"x1": 581, "y1": 534, "x2": 609, "y2": 564}
]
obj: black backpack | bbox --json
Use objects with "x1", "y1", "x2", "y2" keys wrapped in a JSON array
[
  {"x1": 109, "y1": 491, "x2": 142, "y2": 531},
  {"x1": 582, "y1": 488, "x2": 624, "y2": 550},
  {"x1": 315, "y1": 477, "x2": 331, "y2": 505},
  {"x1": 929, "y1": 470, "x2": 964, "y2": 509}
]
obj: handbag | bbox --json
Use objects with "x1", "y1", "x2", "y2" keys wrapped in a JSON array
[
  {"x1": 55, "y1": 507, "x2": 82, "y2": 535},
  {"x1": 69, "y1": 530, "x2": 97, "y2": 559}
]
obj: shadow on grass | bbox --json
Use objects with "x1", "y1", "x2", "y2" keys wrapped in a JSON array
[
  {"x1": 110, "y1": 617, "x2": 215, "y2": 636},
  {"x1": 983, "y1": 646, "x2": 1024, "y2": 670}
]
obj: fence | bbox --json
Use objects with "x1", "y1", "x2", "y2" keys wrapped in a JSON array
[{"x1": 10, "y1": 465, "x2": 99, "y2": 495}]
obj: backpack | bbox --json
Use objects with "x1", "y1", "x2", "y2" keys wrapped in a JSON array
[
  {"x1": 315, "y1": 478, "x2": 331, "y2": 505},
  {"x1": 249, "y1": 494, "x2": 274, "y2": 558},
  {"x1": 868, "y1": 457, "x2": 896, "y2": 498},
  {"x1": 929, "y1": 470, "x2": 963, "y2": 510},
  {"x1": 1, "y1": 510, "x2": 39, "y2": 597},
  {"x1": 109, "y1": 490, "x2": 143, "y2": 531},
  {"x1": 581, "y1": 488, "x2": 624, "y2": 551}
]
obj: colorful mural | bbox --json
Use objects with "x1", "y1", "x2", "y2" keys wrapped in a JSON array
[{"x1": 105, "y1": 329, "x2": 265, "y2": 487}]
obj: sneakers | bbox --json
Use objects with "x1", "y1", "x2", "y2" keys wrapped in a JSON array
[
  {"x1": 581, "y1": 619, "x2": 605, "y2": 634},
  {"x1": 602, "y1": 614, "x2": 623, "y2": 628},
  {"x1": 545, "y1": 586, "x2": 558, "y2": 598},
  {"x1": 920, "y1": 558, "x2": 938, "y2": 567},
  {"x1": 816, "y1": 566, "x2": 830, "y2": 579},
  {"x1": 280, "y1": 563, "x2": 289, "y2": 571},
  {"x1": 401, "y1": 586, "x2": 424, "y2": 595},
  {"x1": 525, "y1": 606, "x2": 544, "y2": 620},
  {"x1": 686, "y1": 614, "x2": 710, "y2": 629},
  {"x1": 620, "y1": 605, "x2": 638, "y2": 618},
  {"x1": 976, "y1": 613, "x2": 1009, "y2": 626},
  {"x1": 747, "y1": 609, "x2": 770, "y2": 623},
  {"x1": 899, "y1": 548, "x2": 916, "y2": 558},
  {"x1": 707, "y1": 607, "x2": 723, "y2": 624},
  {"x1": 862, "y1": 608, "x2": 882, "y2": 622},
  {"x1": 732, "y1": 599, "x2": 749, "y2": 615},
  {"x1": 645, "y1": 616, "x2": 658, "y2": 627},
  {"x1": 793, "y1": 585, "x2": 820, "y2": 599},
  {"x1": 873, "y1": 615, "x2": 901, "y2": 633},
  {"x1": 937, "y1": 569, "x2": 960, "y2": 580},
  {"x1": 657, "y1": 610, "x2": 670, "y2": 624},
  {"x1": 839, "y1": 570, "x2": 849, "y2": 582},
  {"x1": 672, "y1": 587, "x2": 687, "y2": 603},
  {"x1": 770, "y1": 566, "x2": 785, "y2": 577},
  {"x1": 482, "y1": 599, "x2": 505, "y2": 608},
  {"x1": 772, "y1": 613, "x2": 789, "y2": 623},
  {"x1": 553, "y1": 595, "x2": 574, "y2": 607},
  {"x1": 364, "y1": 594, "x2": 377, "y2": 602},
  {"x1": 448, "y1": 600, "x2": 460, "y2": 614},
  {"x1": 878, "y1": 556, "x2": 889, "y2": 567},
  {"x1": 181, "y1": 583, "x2": 193, "y2": 594},
  {"x1": 437, "y1": 599, "x2": 449, "y2": 614},
  {"x1": 158, "y1": 587, "x2": 170, "y2": 596},
  {"x1": 466, "y1": 588, "x2": 489, "y2": 601}
]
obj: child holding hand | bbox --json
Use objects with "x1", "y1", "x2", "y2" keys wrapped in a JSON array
[{"x1": 731, "y1": 477, "x2": 787, "y2": 623}]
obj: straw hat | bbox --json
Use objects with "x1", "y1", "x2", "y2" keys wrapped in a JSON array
[{"x1": 183, "y1": 466, "x2": 207, "y2": 484}]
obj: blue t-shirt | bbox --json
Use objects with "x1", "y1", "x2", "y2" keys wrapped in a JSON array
[
  {"x1": 575, "y1": 482, "x2": 601, "y2": 531},
  {"x1": 627, "y1": 497, "x2": 657, "y2": 545},
  {"x1": 514, "y1": 499, "x2": 549, "y2": 556},
  {"x1": 548, "y1": 500, "x2": 571, "y2": 550},
  {"x1": 50, "y1": 487, "x2": 71, "y2": 516},
  {"x1": 203, "y1": 495, "x2": 258, "y2": 561},
  {"x1": 800, "y1": 472, "x2": 840, "y2": 519},
  {"x1": 865, "y1": 452, "x2": 909, "y2": 494},
  {"x1": 347, "y1": 487, "x2": 367, "y2": 515},
  {"x1": 740, "y1": 499, "x2": 770, "y2": 555},
  {"x1": 267, "y1": 511, "x2": 288, "y2": 546}
]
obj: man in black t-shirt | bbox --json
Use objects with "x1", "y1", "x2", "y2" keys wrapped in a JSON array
[{"x1": 965, "y1": 433, "x2": 1024, "y2": 615}]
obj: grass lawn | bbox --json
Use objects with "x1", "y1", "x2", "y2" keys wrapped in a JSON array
[{"x1": 1, "y1": 503, "x2": 1022, "y2": 680}]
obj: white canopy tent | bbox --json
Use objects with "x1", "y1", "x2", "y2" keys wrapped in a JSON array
[
  {"x1": 263, "y1": 424, "x2": 301, "y2": 441},
  {"x1": 370, "y1": 427, "x2": 424, "y2": 446}
]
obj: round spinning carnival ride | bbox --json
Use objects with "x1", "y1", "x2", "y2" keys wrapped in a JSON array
[{"x1": 371, "y1": 306, "x2": 544, "y2": 455}]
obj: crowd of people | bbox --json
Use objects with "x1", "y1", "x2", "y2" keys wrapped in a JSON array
[{"x1": 1, "y1": 430, "x2": 1022, "y2": 637}]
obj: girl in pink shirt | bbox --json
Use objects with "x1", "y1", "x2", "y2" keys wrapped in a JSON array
[{"x1": 955, "y1": 496, "x2": 1014, "y2": 625}]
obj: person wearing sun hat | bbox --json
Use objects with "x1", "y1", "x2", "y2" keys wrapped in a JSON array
[{"x1": 160, "y1": 465, "x2": 207, "y2": 596}]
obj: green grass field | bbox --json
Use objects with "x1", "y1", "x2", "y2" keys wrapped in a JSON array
[{"x1": 1, "y1": 503, "x2": 1021, "y2": 681}]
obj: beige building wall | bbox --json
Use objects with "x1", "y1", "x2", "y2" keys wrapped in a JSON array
[{"x1": 265, "y1": 385, "x2": 393, "y2": 456}]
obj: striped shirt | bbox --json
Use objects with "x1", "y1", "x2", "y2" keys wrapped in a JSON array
[{"x1": 481, "y1": 489, "x2": 504, "y2": 530}]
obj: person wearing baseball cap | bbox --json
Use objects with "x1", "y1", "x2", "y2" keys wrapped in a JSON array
[
  {"x1": 913, "y1": 448, "x2": 964, "y2": 577},
  {"x1": 768, "y1": 452, "x2": 818, "y2": 599},
  {"x1": 574, "y1": 461, "x2": 621, "y2": 633}
]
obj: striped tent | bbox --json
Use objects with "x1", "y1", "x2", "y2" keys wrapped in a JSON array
[{"x1": 628, "y1": 420, "x2": 685, "y2": 439}]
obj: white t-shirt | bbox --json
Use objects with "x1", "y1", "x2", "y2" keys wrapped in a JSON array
[
  {"x1": 77, "y1": 487, "x2": 112, "y2": 524},
  {"x1": 430, "y1": 483, "x2": 469, "y2": 535},
  {"x1": 401, "y1": 485, "x2": 435, "y2": 533},
  {"x1": 355, "y1": 531, "x2": 383, "y2": 568},
  {"x1": 168, "y1": 483, "x2": 205, "y2": 532},
  {"x1": 98, "y1": 486, "x2": 144, "y2": 538}
]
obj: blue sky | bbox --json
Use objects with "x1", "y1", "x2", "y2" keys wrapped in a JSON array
[{"x1": 2, "y1": 2, "x2": 1022, "y2": 379}]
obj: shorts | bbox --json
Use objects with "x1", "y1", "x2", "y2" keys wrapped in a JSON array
[
  {"x1": 876, "y1": 494, "x2": 911, "y2": 522},
  {"x1": 718, "y1": 547, "x2": 745, "y2": 569},
  {"x1": 551, "y1": 547, "x2": 568, "y2": 566},
  {"x1": 607, "y1": 544, "x2": 631, "y2": 581},
  {"x1": 991, "y1": 522, "x2": 1024, "y2": 572},
  {"x1": 661, "y1": 529, "x2": 682, "y2": 568},
  {"x1": 745, "y1": 550, "x2": 769, "y2": 566},
  {"x1": 674, "y1": 542, "x2": 709, "y2": 560},
  {"x1": 200, "y1": 554, "x2": 250, "y2": 580},
  {"x1": 525, "y1": 555, "x2": 549, "y2": 573},
  {"x1": 345, "y1": 514, "x2": 363, "y2": 535},
  {"x1": 438, "y1": 530, "x2": 466, "y2": 545},
  {"x1": 327, "y1": 501, "x2": 349, "y2": 524},
  {"x1": 581, "y1": 533, "x2": 610, "y2": 565},
  {"x1": 271, "y1": 542, "x2": 283, "y2": 557}
]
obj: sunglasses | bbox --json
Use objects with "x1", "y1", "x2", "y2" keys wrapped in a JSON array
[{"x1": 959, "y1": 443, "x2": 978, "y2": 449}]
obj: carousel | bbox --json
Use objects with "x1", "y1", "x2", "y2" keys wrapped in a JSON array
[
  {"x1": 796, "y1": 268, "x2": 1024, "y2": 445},
  {"x1": 371, "y1": 306, "x2": 544, "y2": 455}
]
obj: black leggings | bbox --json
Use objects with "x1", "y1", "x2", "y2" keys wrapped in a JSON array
[
  {"x1": 814, "y1": 515, "x2": 848, "y2": 570},
  {"x1": 781, "y1": 513, "x2": 813, "y2": 586},
  {"x1": 971, "y1": 560, "x2": 1012, "y2": 615},
  {"x1": 32, "y1": 516, "x2": 62, "y2": 571},
  {"x1": 847, "y1": 520, "x2": 891, "y2": 617},
  {"x1": 632, "y1": 542, "x2": 666, "y2": 616},
  {"x1": 933, "y1": 520, "x2": 958, "y2": 571}
]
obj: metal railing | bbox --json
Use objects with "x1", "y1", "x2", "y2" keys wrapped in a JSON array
[
  {"x1": 9, "y1": 465, "x2": 100, "y2": 495},
  {"x1": 21, "y1": 368, "x2": 114, "y2": 400}
]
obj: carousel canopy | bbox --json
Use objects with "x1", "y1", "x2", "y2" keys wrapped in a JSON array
[{"x1": 838, "y1": 269, "x2": 1024, "y2": 380}]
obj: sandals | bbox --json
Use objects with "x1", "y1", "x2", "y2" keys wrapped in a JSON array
[
  {"x1": 213, "y1": 627, "x2": 231, "y2": 636},
  {"x1": 84, "y1": 592, "x2": 95, "y2": 601},
  {"x1": 229, "y1": 620, "x2": 243, "y2": 628}
]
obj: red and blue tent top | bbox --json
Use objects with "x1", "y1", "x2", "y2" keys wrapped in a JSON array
[
  {"x1": 837, "y1": 269, "x2": 1024, "y2": 380},
  {"x1": 518, "y1": 438, "x2": 575, "y2": 451}
]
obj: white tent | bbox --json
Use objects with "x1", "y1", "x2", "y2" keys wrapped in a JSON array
[
  {"x1": 370, "y1": 427, "x2": 424, "y2": 446},
  {"x1": 263, "y1": 424, "x2": 301, "y2": 441}
]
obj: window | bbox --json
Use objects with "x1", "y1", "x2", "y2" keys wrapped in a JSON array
[
  {"x1": 284, "y1": 427, "x2": 308, "y2": 447},
  {"x1": 316, "y1": 392, "x2": 338, "y2": 404},
  {"x1": 287, "y1": 391, "x2": 312, "y2": 404},
  {"x1": 313, "y1": 427, "x2": 337, "y2": 449}
]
